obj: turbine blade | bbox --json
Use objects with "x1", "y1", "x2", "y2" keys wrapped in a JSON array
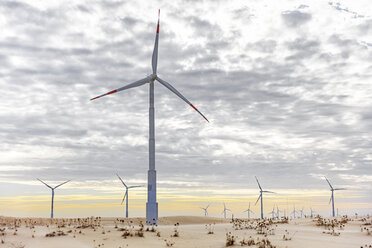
[
  {"x1": 121, "y1": 190, "x2": 128, "y2": 205},
  {"x1": 255, "y1": 176, "x2": 262, "y2": 190},
  {"x1": 128, "y1": 185, "x2": 142, "y2": 189},
  {"x1": 334, "y1": 188, "x2": 346, "y2": 190},
  {"x1": 243, "y1": 209, "x2": 248, "y2": 212},
  {"x1": 116, "y1": 173, "x2": 128, "y2": 188},
  {"x1": 54, "y1": 180, "x2": 70, "y2": 189},
  {"x1": 250, "y1": 210, "x2": 255, "y2": 214},
  {"x1": 262, "y1": 191, "x2": 275, "y2": 193},
  {"x1": 226, "y1": 209, "x2": 231, "y2": 212},
  {"x1": 329, "y1": 196, "x2": 332, "y2": 204},
  {"x1": 152, "y1": 9, "x2": 160, "y2": 74},
  {"x1": 325, "y1": 177, "x2": 333, "y2": 190},
  {"x1": 156, "y1": 77, "x2": 209, "y2": 122},
  {"x1": 90, "y1": 77, "x2": 150, "y2": 101},
  {"x1": 37, "y1": 178, "x2": 53, "y2": 189},
  {"x1": 255, "y1": 194, "x2": 261, "y2": 205}
]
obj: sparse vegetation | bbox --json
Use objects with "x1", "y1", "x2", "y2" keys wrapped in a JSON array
[{"x1": 225, "y1": 232, "x2": 236, "y2": 246}]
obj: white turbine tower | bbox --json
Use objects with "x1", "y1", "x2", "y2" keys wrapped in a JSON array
[
  {"x1": 116, "y1": 173, "x2": 142, "y2": 218},
  {"x1": 222, "y1": 203, "x2": 231, "y2": 219},
  {"x1": 37, "y1": 179, "x2": 70, "y2": 218},
  {"x1": 90, "y1": 10, "x2": 208, "y2": 225},
  {"x1": 200, "y1": 204, "x2": 211, "y2": 217},
  {"x1": 243, "y1": 202, "x2": 254, "y2": 219},
  {"x1": 325, "y1": 177, "x2": 346, "y2": 217}
]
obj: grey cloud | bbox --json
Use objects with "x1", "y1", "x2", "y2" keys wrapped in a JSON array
[
  {"x1": 281, "y1": 10, "x2": 312, "y2": 28},
  {"x1": 328, "y1": 2, "x2": 365, "y2": 18}
]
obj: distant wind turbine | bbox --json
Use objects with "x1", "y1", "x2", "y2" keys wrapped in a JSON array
[
  {"x1": 200, "y1": 203, "x2": 211, "y2": 217},
  {"x1": 268, "y1": 206, "x2": 276, "y2": 219},
  {"x1": 299, "y1": 207, "x2": 304, "y2": 218},
  {"x1": 116, "y1": 173, "x2": 142, "y2": 218},
  {"x1": 90, "y1": 10, "x2": 208, "y2": 226},
  {"x1": 310, "y1": 207, "x2": 316, "y2": 218},
  {"x1": 222, "y1": 203, "x2": 231, "y2": 219},
  {"x1": 37, "y1": 178, "x2": 70, "y2": 218},
  {"x1": 243, "y1": 202, "x2": 254, "y2": 219},
  {"x1": 291, "y1": 204, "x2": 298, "y2": 219},
  {"x1": 254, "y1": 176, "x2": 275, "y2": 219},
  {"x1": 276, "y1": 205, "x2": 282, "y2": 219},
  {"x1": 325, "y1": 177, "x2": 346, "y2": 217}
]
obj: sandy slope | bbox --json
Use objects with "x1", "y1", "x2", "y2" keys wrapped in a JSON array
[{"x1": 0, "y1": 216, "x2": 371, "y2": 248}]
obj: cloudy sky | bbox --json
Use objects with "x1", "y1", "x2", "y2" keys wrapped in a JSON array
[{"x1": 0, "y1": 0, "x2": 371, "y2": 218}]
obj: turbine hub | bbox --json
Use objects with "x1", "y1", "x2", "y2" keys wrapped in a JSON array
[{"x1": 149, "y1": 74, "x2": 157, "y2": 81}]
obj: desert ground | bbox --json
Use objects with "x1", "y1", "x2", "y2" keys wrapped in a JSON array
[{"x1": 0, "y1": 215, "x2": 371, "y2": 248}]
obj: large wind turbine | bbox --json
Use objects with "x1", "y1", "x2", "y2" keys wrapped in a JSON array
[
  {"x1": 254, "y1": 176, "x2": 275, "y2": 219},
  {"x1": 325, "y1": 177, "x2": 346, "y2": 217},
  {"x1": 116, "y1": 173, "x2": 142, "y2": 218},
  {"x1": 222, "y1": 203, "x2": 231, "y2": 219},
  {"x1": 37, "y1": 179, "x2": 70, "y2": 218},
  {"x1": 90, "y1": 10, "x2": 208, "y2": 225},
  {"x1": 243, "y1": 202, "x2": 254, "y2": 219},
  {"x1": 200, "y1": 204, "x2": 211, "y2": 217}
]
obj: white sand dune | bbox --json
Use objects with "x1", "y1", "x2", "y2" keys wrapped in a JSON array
[{"x1": 0, "y1": 216, "x2": 371, "y2": 248}]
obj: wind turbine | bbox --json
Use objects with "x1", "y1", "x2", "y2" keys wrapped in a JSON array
[
  {"x1": 254, "y1": 176, "x2": 275, "y2": 219},
  {"x1": 37, "y1": 179, "x2": 70, "y2": 218},
  {"x1": 222, "y1": 203, "x2": 231, "y2": 219},
  {"x1": 276, "y1": 205, "x2": 281, "y2": 219},
  {"x1": 299, "y1": 207, "x2": 304, "y2": 218},
  {"x1": 200, "y1": 203, "x2": 211, "y2": 217},
  {"x1": 116, "y1": 173, "x2": 142, "y2": 218},
  {"x1": 310, "y1": 207, "x2": 316, "y2": 218},
  {"x1": 291, "y1": 204, "x2": 298, "y2": 219},
  {"x1": 268, "y1": 206, "x2": 275, "y2": 219},
  {"x1": 90, "y1": 10, "x2": 208, "y2": 225},
  {"x1": 325, "y1": 177, "x2": 346, "y2": 217},
  {"x1": 243, "y1": 202, "x2": 254, "y2": 219}
]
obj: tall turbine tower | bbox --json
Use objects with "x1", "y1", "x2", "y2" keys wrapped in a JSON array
[
  {"x1": 90, "y1": 10, "x2": 208, "y2": 225},
  {"x1": 200, "y1": 204, "x2": 211, "y2": 217},
  {"x1": 325, "y1": 177, "x2": 346, "y2": 217},
  {"x1": 116, "y1": 173, "x2": 142, "y2": 218},
  {"x1": 222, "y1": 203, "x2": 231, "y2": 219},
  {"x1": 254, "y1": 176, "x2": 275, "y2": 219},
  {"x1": 243, "y1": 202, "x2": 254, "y2": 219},
  {"x1": 37, "y1": 179, "x2": 70, "y2": 218}
]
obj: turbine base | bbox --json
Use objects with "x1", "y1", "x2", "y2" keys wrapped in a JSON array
[{"x1": 146, "y1": 202, "x2": 158, "y2": 226}]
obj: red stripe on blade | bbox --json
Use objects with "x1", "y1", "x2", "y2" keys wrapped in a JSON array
[
  {"x1": 108, "y1": 90, "x2": 117, "y2": 95},
  {"x1": 190, "y1": 104, "x2": 198, "y2": 111},
  {"x1": 190, "y1": 104, "x2": 209, "y2": 122},
  {"x1": 157, "y1": 23, "x2": 159, "y2": 33}
]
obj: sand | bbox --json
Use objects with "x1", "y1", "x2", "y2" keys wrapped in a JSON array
[{"x1": 0, "y1": 216, "x2": 371, "y2": 248}]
